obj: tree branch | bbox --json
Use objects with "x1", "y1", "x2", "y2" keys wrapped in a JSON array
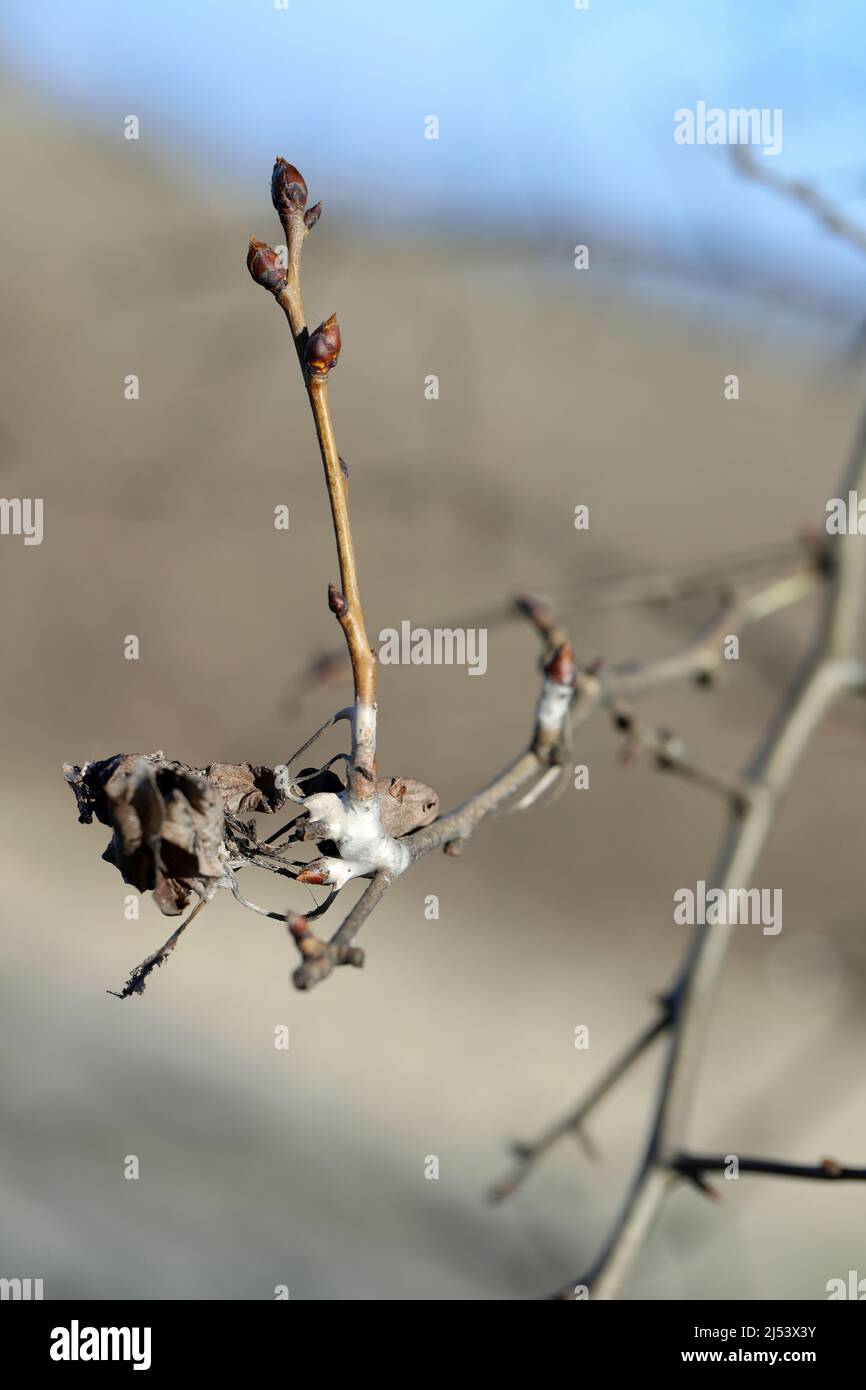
[
  {"x1": 547, "y1": 416, "x2": 866, "y2": 1298},
  {"x1": 732, "y1": 143, "x2": 866, "y2": 259},
  {"x1": 288, "y1": 870, "x2": 392, "y2": 990},
  {"x1": 488, "y1": 1001, "x2": 673, "y2": 1203},
  {"x1": 250, "y1": 162, "x2": 376, "y2": 802},
  {"x1": 672, "y1": 1153, "x2": 866, "y2": 1183}
]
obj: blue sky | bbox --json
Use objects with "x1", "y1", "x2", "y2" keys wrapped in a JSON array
[{"x1": 5, "y1": 1, "x2": 866, "y2": 303}]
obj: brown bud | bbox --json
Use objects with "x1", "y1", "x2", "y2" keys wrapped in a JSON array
[
  {"x1": 304, "y1": 201, "x2": 323, "y2": 230},
  {"x1": 328, "y1": 584, "x2": 348, "y2": 618},
  {"x1": 246, "y1": 237, "x2": 287, "y2": 294},
  {"x1": 305, "y1": 314, "x2": 341, "y2": 376},
  {"x1": 297, "y1": 864, "x2": 327, "y2": 886},
  {"x1": 287, "y1": 912, "x2": 325, "y2": 960},
  {"x1": 271, "y1": 157, "x2": 308, "y2": 216},
  {"x1": 286, "y1": 911, "x2": 309, "y2": 939}
]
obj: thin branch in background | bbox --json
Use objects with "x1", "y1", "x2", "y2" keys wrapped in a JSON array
[
  {"x1": 546, "y1": 584, "x2": 865, "y2": 1299},
  {"x1": 600, "y1": 563, "x2": 819, "y2": 699},
  {"x1": 534, "y1": 157, "x2": 866, "y2": 1301},
  {"x1": 488, "y1": 1000, "x2": 674, "y2": 1203},
  {"x1": 285, "y1": 537, "x2": 820, "y2": 709},
  {"x1": 671, "y1": 1154, "x2": 866, "y2": 1183},
  {"x1": 732, "y1": 143, "x2": 866, "y2": 258},
  {"x1": 608, "y1": 706, "x2": 756, "y2": 810}
]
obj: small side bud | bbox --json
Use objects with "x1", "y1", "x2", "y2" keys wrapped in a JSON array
[
  {"x1": 297, "y1": 864, "x2": 328, "y2": 886},
  {"x1": 271, "y1": 157, "x2": 308, "y2": 216},
  {"x1": 247, "y1": 237, "x2": 287, "y2": 294},
  {"x1": 304, "y1": 202, "x2": 323, "y2": 230},
  {"x1": 328, "y1": 584, "x2": 348, "y2": 618},
  {"x1": 287, "y1": 912, "x2": 324, "y2": 961},
  {"x1": 544, "y1": 641, "x2": 577, "y2": 688},
  {"x1": 286, "y1": 911, "x2": 310, "y2": 939},
  {"x1": 305, "y1": 314, "x2": 341, "y2": 376},
  {"x1": 296, "y1": 856, "x2": 355, "y2": 889}
]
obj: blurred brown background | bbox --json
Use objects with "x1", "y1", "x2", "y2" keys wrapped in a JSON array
[{"x1": 1, "y1": 66, "x2": 865, "y2": 1299}]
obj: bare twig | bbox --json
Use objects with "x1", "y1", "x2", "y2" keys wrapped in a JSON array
[
  {"x1": 672, "y1": 1154, "x2": 866, "y2": 1183},
  {"x1": 288, "y1": 871, "x2": 391, "y2": 990},
  {"x1": 488, "y1": 1000, "x2": 673, "y2": 1203},
  {"x1": 609, "y1": 710, "x2": 756, "y2": 810},
  {"x1": 405, "y1": 643, "x2": 582, "y2": 863},
  {"x1": 601, "y1": 564, "x2": 818, "y2": 699},
  {"x1": 251, "y1": 164, "x2": 376, "y2": 802},
  {"x1": 733, "y1": 143, "x2": 866, "y2": 258}
]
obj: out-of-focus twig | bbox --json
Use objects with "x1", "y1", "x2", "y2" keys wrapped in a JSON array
[
  {"x1": 671, "y1": 1153, "x2": 866, "y2": 1183},
  {"x1": 733, "y1": 143, "x2": 866, "y2": 258},
  {"x1": 535, "y1": 159, "x2": 866, "y2": 1299}
]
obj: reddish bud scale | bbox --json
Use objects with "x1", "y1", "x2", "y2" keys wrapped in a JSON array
[
  {"x1": 328, "y1": 584, "x2": 348, "y2": 618},
  {"x1": 247, "y1": 237, "x2": 287, "y2": 293},
  {"x1": 297, "y1": 866, "x2": 327, "y2": 886},
  {"x1": 271, "y1": 158, "x2": 308, "y2": 215},
  {"x1": 287, "y1": 913, "x2": 325, "y2": 960},
  {"x1": 305, "y1": 314, "x2": 341, "y2": 376},
  {"x1": 304, "y1": 202, "x2": 323, "y2": 230},
  {"x1": 544, "y1": 641, "x2": 577, "y2": 688},
  {"x1": 286, "y1": 912, "x2": 310, "y2": 940}
]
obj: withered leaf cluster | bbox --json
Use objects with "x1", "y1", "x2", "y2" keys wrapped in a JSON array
[{"x1": 62, "y1": 753, "x2": 290, "y2": 916}]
